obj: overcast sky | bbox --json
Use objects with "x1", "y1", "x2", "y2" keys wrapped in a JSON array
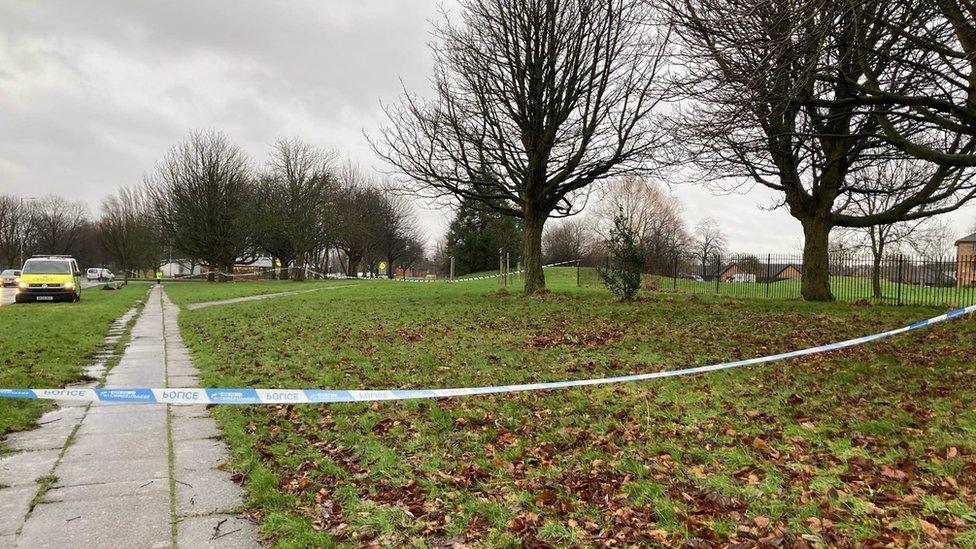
[{"x1": 1, "y1": 1, "x2": 973, "y2": 253}]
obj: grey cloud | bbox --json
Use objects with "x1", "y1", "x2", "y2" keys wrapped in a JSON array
[{"x1": 1, "y1": 1, "x2": 971, "y2": 250}]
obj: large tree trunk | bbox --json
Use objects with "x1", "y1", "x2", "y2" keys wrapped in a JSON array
[
  {"x1": 293, "y1": 257, "x2": 306, "y2": 282},
  {"x1": 522, "y1": 210, "x2": 546, "y2": 295},
  {"x1": 800, "y1": 218, "x2": 833, "y2": 301}
]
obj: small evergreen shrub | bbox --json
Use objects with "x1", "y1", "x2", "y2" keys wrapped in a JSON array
[{"x1": 598, "y1": 209, "x2": 645, "y2": 301}]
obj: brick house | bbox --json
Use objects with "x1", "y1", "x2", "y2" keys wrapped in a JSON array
[
  {"x1": 957, "y1": 232, "x2": 976, "y2": 287},
  {"x1": 720, "y1": 262, "x2": 802, "y2": 282}
]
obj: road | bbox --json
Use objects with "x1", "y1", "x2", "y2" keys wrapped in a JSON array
[{"x1": 0, "y1": 281, "x2": 105, "y2": 307}]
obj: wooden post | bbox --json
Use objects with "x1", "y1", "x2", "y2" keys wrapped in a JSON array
[
  {"x1": 499, "y1": 248, "x2": 504, "y2": 289},
  {"x1": 450, "y1": 256, "x2": 455, "y2": 282}
]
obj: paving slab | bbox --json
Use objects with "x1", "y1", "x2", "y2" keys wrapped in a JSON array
[
  {"x1": 65, "y1": 432, "x2": 165, "y2": 461},
  {"x1": 0, "y1": 486, "x2": 34, "y2": 535},
  {"x1": 170, "y1": 404, "x2": 211, "y2": 419},
  {"x1": 46, "y1": 479, "x2": 169, "y2": 503},
  {"x1": 168, "y1": 374, "x2": 200, "y2": 387},
  {"x1": 171, "y1": 416, "x2": 221, "y2": 441},
  {"x1": 175, "y1": 450, "x2": 244, "y2": 516},
  {"x1": 55, "y1": 455, "x2": 168, "y2": 486},
  {"x1": 3, "y1": 424, "x2": 75, "y2": 451},
  {"x1": 0, "y1": 450, "x2": 60, "y2": 487},
  {"x1": 76, "y1": 409, "x2": 166, "y2": 434},
  {"x1": 17, "y1": 496, "x2": 171, "y2": 549},
  {"x1": 177, "y1": 514, "x2": 259, "y2": 548},
  {"x1": 35, "y1": 405, "x2": 86, "y2": 425}
]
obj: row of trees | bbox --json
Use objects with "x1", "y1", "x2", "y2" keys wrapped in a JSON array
[
  {"x1": 540, "y1": 177, "x2": 729, "y2": 275},
  {"x1": 372, "y1": 0, "x2": 976, "y2": 300},
  {"x1": 147, "y1": 132, "x2": 427, "y2": 280},
  {"x1": 2, "y1": 132, "x2": 428, "y2": 281},
  {"x1": 0, "y1": 195, "x2": 112, "y2": 271},
  {"x1": 539, "y1": 174, "x2": 966, "y2": 298}
]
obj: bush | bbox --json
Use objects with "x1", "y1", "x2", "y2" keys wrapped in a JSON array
[{"x1": 598, "y1": 209, "x2": 645, "y2": 300}]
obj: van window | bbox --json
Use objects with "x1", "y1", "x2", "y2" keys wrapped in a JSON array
[{"x1": 22, "y1": 261, "x2": 72, "y2": 274}]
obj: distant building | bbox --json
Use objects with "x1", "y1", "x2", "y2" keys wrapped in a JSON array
[
  {"x1": 160, "y1": 261, "x2": 202, "y2": 277},
  {"x1": 720, "y1": 262, "x2": 802, "y2": 282},
  {"x1": 396, "y1": 266, "x2": 435, "y2": 279},
  {"x1": 956, "y1": 232, "x2": 976, "y2": 287}
]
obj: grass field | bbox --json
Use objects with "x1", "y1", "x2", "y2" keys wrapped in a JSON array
[
  {"x1": 162, "y1": 278, "x2": 349, "y2": 306},
  {"x1": 578, "y1": 268, "x2": 976, "y2": 307},
  {"x1": 171, "y1": 268, "x2": 976, "y2": 547},
  {"x1": 0, "y1": 284, "x2": 149, "y2": 443}
]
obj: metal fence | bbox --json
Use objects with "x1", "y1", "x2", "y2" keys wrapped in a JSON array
[{"x1": 578, "y1": 252, "x2": 976, "y2": 307}]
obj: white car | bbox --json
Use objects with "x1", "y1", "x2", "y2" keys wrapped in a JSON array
[
  {"x1": 729, "y1": 273, "x2": 756, "y2": 283},
  {"x1": 1, "y1": 269, "x2": 21, "y2": 287},
  {"x1": 86, "y1": 268, "x2": 115, "y2": 282}
]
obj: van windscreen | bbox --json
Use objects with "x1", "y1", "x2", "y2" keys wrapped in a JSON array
[{"x1": 23, "y1": 261, "x2": 71, "y2": 274}]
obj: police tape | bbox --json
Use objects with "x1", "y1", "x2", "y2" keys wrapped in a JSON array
[
  {"x1": 449, "y1": 259, "x2": 579, "y2": 282},
  {"x1": 2, "y1": 304, "x2": 973, "y2": 406}
]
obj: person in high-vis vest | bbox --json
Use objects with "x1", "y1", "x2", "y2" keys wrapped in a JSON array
[{"x1": 155, "y1": 270, "x2": 163, "y2": 285}]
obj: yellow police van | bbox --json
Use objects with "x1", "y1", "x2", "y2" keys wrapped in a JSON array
[{"x1": 15, "y1": 255, "x2": 83, "y2": 303}]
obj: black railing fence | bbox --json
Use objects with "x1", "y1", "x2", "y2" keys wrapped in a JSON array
[{"x1": 577, "y1": 252, "x2": 976, "y2": 307}]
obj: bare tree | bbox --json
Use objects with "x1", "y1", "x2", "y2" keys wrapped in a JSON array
[
  {"x1": 252, "y1": 176, "x2": 296, "y2": 278},
  {"x1": 147, "y1": 130, "x2": 255, "y2": 278},
  {"x1": 591, "y1": 176, "x2": 690, "y2": 267},
  {"x1": 99, "y1": 187, "x2": 159, "y2": 282},
  {"x1": 31, "y1": 195, "x2": 89, "y2": 255},
  {"x1": 372, "y1": 0, "x2": 671, "y2": 294},
  {"x1": 837, "y1": 160, "x2": 945, "y2": 297},
  {"x1": 0, "y1": 196, "x2": 28, "y2": 268},
  {"x1": 334, "y1": 165, "x2": 388, "y2": 277},
  {"x1": 691, "y1": 218, "x2": 727, "y2": 275},
  {"x1": 254, "y1": 138, "x2": 339, "y2": 280},
  {"x1": 394, "y1": 236, "x2": 428, "y2": 278},
  {"x1": 375, "y1": 189, "x2": 424, "y2": 278},
  {"x1": 543, "y1": 218, "x2": 588, "y2": 264},
  {"x1": 909, "y1": 220, "x2": 958, "y2": 260},
  {"x1": 845, "y1": 0, "x2": 976, "y2": 169},
  {"x1": 666, "y1": 0, "x2": 976, "y2": 301}
]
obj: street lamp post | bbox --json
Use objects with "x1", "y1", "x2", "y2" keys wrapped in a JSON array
[{"x1": 18, "y1": 196, "x2": 38, "y2": 267}]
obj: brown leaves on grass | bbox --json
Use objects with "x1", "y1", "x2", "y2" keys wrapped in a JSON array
[
  {"x1": 523, "y1": 326, "x2": 623, "y2": 349},
  {"x1": 192, "y1": 297, "x2": 976, "y2": 547}
]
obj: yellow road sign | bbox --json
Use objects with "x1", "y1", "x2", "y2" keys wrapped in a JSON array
[{"x1": 379, "y1": 261, "x2": 387, "y2": 271}]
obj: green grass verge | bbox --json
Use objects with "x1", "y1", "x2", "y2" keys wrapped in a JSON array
[
  {"x1": 163, "y1": 280, "x2": 357, "y2": 308},
  {"x1": 173, "y1": 269, "x2": 976, "y2": 546},
  {"x1": 0, "y1": 284, "x2": 149, "y2": 440},
  {"x1": 579, "y1": 268, "x2": 976, "y2": 307}
]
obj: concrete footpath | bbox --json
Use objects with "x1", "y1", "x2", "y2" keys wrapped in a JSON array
[{"x1": 0, "y1": 286, "x2": 257, "y2": 548}]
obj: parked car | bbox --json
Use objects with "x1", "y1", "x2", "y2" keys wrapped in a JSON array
[
  {"x1": 687, "y1": 274, "x2": 704, "y2": 282},
  {"x1": 729, "y1": 273, "x2": 757, "y2": 283},
  {"x1": 1, "y1": 269, "x2": 21, "y2": 287},
  {"x1": 86, "y1": 267, "x2": 115, "y2": 282},
  {"x1": 15, "y1": 256, "x2": 82, "y2": 303}
]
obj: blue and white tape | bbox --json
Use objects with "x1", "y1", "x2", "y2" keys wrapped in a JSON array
[{"x1": 2, "y1": 304, "x2": 973, "y2": 405}]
